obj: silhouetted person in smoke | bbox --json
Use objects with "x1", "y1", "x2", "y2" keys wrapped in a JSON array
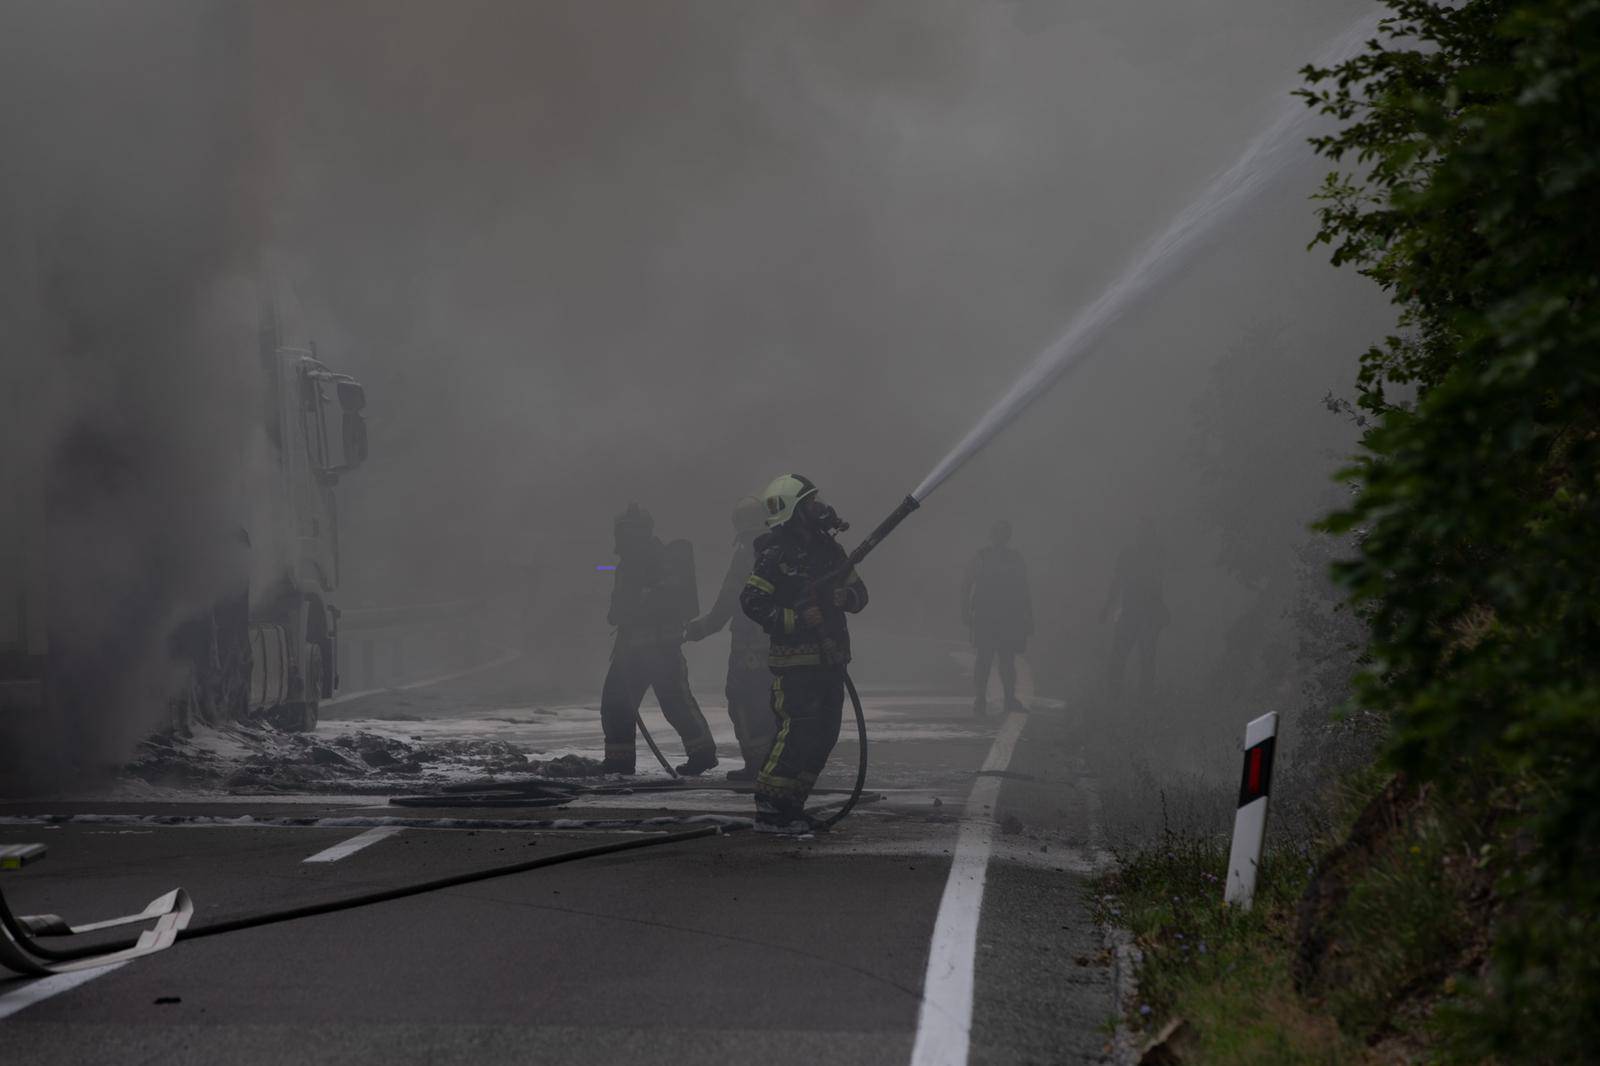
[
  {"x1": 961, "y1": 519, "x2": 1033, "y2": 716},
  {"x1": 683, "y1": 495, "x2": 775, "y2": 781},
  {"x1": 1100, "y1": 516, "x2": 1170, "y2": 704},
  {"x1": 598, "y1": 503, "x2": 717, "y2": 775}
]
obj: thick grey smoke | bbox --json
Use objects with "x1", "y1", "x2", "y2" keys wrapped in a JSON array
[
  {"x1": 251, "y1": 0, "x2": 1384, "y2": 713},
  {"x1": 3, "y1": 1, "x2": 1388, "y2": 797},
  {"x1": 0, "y1": 2, "x2": 261, "y2": 785}
]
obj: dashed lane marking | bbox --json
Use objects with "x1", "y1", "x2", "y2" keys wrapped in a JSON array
[
  {"x1": 908, "y1": 709, "x2": 1027, "y2": 1066},
  {"x1": 302, "y1": 825, "x2": 404, "y2": 863}
]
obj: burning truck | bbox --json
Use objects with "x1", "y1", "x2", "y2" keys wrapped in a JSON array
[{"x1": 0, "y1": 305, "x2": 370, "y2": 777}]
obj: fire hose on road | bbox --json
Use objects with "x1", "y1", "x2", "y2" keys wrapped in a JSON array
[
  {"x1": 0, "y1": 671, "x2": 874, "y2": 976},
  {"x1": 1, "y1": 3, "x2": 1386, "y2": 979},
  {"x1": 0, "y1": 497, "x2": 920, "y2": 977}
]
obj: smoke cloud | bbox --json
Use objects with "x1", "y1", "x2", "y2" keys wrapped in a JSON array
[
  {"x1": 0, "y1": 1, "x2": 261, "y2": 785},
  {"x1": 2, "y1": 0, "x2": 1390, "y2": 799}
]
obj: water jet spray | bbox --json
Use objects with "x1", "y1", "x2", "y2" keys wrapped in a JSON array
[{"x1": 833, "y1": 12, "x2": 1379, "y2": 570}]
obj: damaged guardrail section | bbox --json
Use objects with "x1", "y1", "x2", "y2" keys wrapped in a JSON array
[{"x1": 0, "y1": 843, "x2": 193, "y2": 975}]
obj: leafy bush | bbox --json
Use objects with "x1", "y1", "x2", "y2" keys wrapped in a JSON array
[{"x1": 1299, "y1": 0, "x2": 1600, "y2": 1055}]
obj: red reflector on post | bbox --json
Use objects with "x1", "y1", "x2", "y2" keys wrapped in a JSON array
[
  {"x1": 1236, "y1": 736, "x2": 1275, "y2": 808},
  {"x1": 1226, "y1": 712, "x2": 1280, "y2": 910}
]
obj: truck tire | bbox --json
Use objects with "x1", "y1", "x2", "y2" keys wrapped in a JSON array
[
  {"x1": 296, "y1": 642, "x2": 323, "y2": 732},
  {"x1": 271, "y1": 642, "x2": 322, "y2": 733}
]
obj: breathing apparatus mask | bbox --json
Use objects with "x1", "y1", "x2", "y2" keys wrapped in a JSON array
[{"x1": 803, "y1": 497, "x2": 850, "y2": 537}]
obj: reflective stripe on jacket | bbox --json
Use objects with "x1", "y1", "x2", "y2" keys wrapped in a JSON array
[{"x1": 739, "y1": 526, "x2": 867, "y2": 672}]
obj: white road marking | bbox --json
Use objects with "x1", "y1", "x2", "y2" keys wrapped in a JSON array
[
  {"x1": 908, "y1": 710, "x2": 1028, "y2": 1066},
  {"x1": 302, "y1": 825, "x2": 403, "y2": 863},
  {"x1": 0, "y1": 961, "x2": 128, "y2": 1021},
  {"x1": 0, "y1": 812, "x2": 749, "y2": 832}
]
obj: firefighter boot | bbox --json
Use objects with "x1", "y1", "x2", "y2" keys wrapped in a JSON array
[
  {"x1": 753, "y1": 795, "x2": 812, "y2": 836},
  {"x1": 675, "y1": 750, "x2": 719, "y2": 776}
]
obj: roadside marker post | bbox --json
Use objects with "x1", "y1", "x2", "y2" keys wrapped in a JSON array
[{"x1": 1224, "y1": 711, "x2": 1278, "y2": 910}]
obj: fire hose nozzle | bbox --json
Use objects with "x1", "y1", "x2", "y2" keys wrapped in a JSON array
[
  {"x1": 846, "y1": 494, "x2": 920, "y2": 570},
  {"x1": 809, "y1": 492, "x2": 920, "y2": 616}
]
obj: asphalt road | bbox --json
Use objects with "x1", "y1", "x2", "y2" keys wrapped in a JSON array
[{"x1": 1, "y1": 685, "x2": 1122, "y2": 1065}]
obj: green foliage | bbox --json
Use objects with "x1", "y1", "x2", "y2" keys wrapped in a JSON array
[
  {"x1": 1321, "y1": 796, "x2": 1483, "y2": 1039},
  {"x1": 1100, "y1": 777, "x2": 1497, "y2": 1062},
  {"x1": 1300, "y1": 0, "x2": 1600, "y2": 1056}
]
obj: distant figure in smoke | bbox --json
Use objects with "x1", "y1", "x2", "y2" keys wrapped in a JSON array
[
  {"x1": 961, "y1": 519, "x2": 1033, "y2": 716},
  {"x1": 683, "y1": 495, "x2": 775, "y2": 781},
  {"x1": 1099, "y1": 516, "x2": 1170, "y2": 703},
  {"x1": 741, "y1": 475, "x2": 868, "y2": 834},
  {"x1": 599, "y1": 503, "x2": 718, "y2": 775}
]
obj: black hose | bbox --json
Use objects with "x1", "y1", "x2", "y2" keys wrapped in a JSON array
[
  {"x1": 808, "y1": 670, "x2": 867, "y2": 832},
  {"x1": 635, "y1": 712, "x2": 679, "y2": 778},
  {"x1": 3, "y1": 824, "x2": 725, "y2": 964},
  {"x1": 5, "y1": 682, "x2": 871, "y2": 968},
  {"x1": 8, "y1": 494, "x2": 922, "y2": 971}
]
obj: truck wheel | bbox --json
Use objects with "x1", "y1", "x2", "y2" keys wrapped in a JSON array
[
  {"x1": 297, "y1": 642, "x2": 323, "y2": 732},
  {"x1": 271, "y1": 643, "x2": 323, "y2": 732}
]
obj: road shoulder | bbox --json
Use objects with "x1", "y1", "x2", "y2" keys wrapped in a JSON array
[{"x1": 970, "y1": 703, "x2": 1123, "y2": 1064}]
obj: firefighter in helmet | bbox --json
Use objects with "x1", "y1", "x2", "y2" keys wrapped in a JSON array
[
  {"x1": 599, "y1": 503, "x2": 718, "y2": 775},
  {"x1": 739, "y1": 475, "x2": 869, "y2": 834},
  {"x1": 683, "y1": 495, "x2": 775, "y2": 780}
]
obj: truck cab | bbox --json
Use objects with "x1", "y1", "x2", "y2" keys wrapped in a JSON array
[
  {"x1": 0, "y1": 343, "x2": 369, "y2": 746},
  {"x1": 245, "y1": 347, "x2": 369, "y2": 731}
]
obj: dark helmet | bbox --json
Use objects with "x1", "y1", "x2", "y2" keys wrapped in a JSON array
[{"x1": 614, "y1": 502, "x2": 654, "y2": 546}]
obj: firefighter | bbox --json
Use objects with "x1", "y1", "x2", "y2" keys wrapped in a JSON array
[
  {"x1": 598, "y1": 503, "x2": 718, "y2": 775},
  {"x1": 960, "y1": 519, "x2": 1033, "y2": 716},
  {"x1": 739, "y1": 474, "x2": 868, "y2": 834},
  {"x1": 683, "y1": 495, "x2": 775, "y2": 781},
  {"x1": 1100, "y1": 515, "x2": 1170, "y2": 704}
]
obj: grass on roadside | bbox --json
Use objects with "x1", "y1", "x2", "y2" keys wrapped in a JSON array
[
  {"x1": 1096, "y1": 821, "x2": 1357, "y2": 1065},
  {"x1": 1096, "y1": 772, "x2": 1492, "y2": 1065}
]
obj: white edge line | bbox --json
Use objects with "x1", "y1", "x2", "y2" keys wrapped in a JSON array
[
  {"x1": 908, "y1": 710, "x2": 1028, "y2": 1066},
  {"x1": 0, "y1": 961, "x2": 129, "y2": 1022},
  {"x1": 302, "y1": 825, "x2": 404, "y2": 863}
]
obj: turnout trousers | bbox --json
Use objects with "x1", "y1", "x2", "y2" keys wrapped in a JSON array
[
  {"x1": 601, "y1": 641, "x2": 716, "y2": 768},
  {"x1": 755, "y1": 667, "x2": 845, "y2": 819},
  {"x1": 974, "y1": 646, "x2": 1018, "y2": 708},
  {"x1": 727, "y1": 661, "x2": 778, "y2": 773}
]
